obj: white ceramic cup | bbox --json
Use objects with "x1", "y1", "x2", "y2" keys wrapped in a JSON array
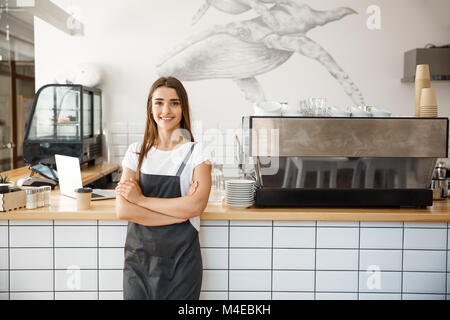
[{"x1": 254, "y1": 101, "x2": 282, "y2": 116}]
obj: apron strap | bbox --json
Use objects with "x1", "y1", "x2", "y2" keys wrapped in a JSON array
[{"x1": 176, "y1": 142, "x2": 197, "y2": 177}]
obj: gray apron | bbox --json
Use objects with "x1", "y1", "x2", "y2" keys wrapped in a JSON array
[{"x1": 123, "y1": 143, "x2": 202, "y2": 300}]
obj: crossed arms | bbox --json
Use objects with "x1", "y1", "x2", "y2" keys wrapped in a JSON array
[{"x1": 115, "y1": 162, "x2": 211, "y2": 226}]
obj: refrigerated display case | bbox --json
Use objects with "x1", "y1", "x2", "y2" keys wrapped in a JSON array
[{"x1": 23, "y1": 84, "x2": 102, "y2": 165}]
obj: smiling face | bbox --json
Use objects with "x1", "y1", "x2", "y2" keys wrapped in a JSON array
[{"x1": 151, "y1": 86, "x2": 183, "y2": 133}]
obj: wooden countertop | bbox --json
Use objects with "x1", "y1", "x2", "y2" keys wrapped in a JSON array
[
  {"x1": 2, "y1": 191, "x2": 450, "y2": 221},
  {"x1": 1, "y1": 162, "x2": 120, "y2": 186}
]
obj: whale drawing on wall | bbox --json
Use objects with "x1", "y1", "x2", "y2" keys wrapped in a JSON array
[{"x1": 156, "y1": 1, "x2": 365, "y2": 106}]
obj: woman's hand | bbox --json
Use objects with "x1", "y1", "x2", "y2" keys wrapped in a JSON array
[
  {"x1": 187, "y1": 180, "x2": 199, "y2": 196},
  {"x1": 115, "y1": 178, "x2": 144, "y2": 205}
]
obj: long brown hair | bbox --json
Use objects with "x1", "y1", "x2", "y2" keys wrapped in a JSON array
[{"x1": 135, "y1": 76, "x2": 194, "y2": 180}]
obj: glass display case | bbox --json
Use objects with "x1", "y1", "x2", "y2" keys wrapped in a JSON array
[{"x1": 23, "y1": 84, "x2": 102, "y2": 165}]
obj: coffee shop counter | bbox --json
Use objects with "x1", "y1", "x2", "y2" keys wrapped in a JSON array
[
  {"x1": 2, "y1": 190, "x2": 450, "y2": 221},
  {"x1": 1, "y1": 192, "x2": 449, "y2": 300}
]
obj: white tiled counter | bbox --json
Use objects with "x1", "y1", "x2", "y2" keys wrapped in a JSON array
[{"x1": 1, "y1": 219, "x2": 449, "y2": 300}]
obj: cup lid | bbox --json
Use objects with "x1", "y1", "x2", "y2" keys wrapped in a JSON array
[{"x1": 75, "y1": 187, "x2": 92, "y2": 193}]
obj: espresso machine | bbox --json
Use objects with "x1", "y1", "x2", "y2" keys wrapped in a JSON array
[{"x1": 242, "y1": 117, "x2": 449, "y2": 208}]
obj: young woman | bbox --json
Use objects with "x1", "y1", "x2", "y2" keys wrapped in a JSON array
[{"x1": 115, "y1": 76, "x2": 211, "y2": 300}]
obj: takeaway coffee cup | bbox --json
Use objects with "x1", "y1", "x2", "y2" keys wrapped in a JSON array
[{"x1": 75, "y1": 187, "x2": 92, "y2": 210}]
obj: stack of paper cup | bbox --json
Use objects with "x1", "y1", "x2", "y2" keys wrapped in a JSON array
[
  {"x1": 419, "y1": 88, "x2": 438, "y2": 117},
  {"x1": 414, "y1": 64, "x2": 431, "y2": 117}
]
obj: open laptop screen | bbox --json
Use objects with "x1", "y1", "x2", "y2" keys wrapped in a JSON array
[{"x1": 55, "y1": 154, "x2": 83, "y2": 198}]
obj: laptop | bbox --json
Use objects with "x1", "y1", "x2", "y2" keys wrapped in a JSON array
[{"x1": 55, "y1": 154, "x2": 116, "y2": 200}]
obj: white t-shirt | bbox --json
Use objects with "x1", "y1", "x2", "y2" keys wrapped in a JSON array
[{"x1": 121, "y1": 141, "x2": 210, "y2": 231}]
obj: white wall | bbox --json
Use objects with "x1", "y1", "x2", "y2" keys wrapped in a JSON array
[{"x1": 34, "y1": 0, "x2": 450, "y2": 162}]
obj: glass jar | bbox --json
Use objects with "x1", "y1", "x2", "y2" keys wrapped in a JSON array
[
  {"x1": 41, "y1": 186, "x2": 51, "y2": 206},
  {"x1": 37, "y1": 187, "x2": 45, "y2": 207},
  {"x1": 208, "y1": 162, "x2": 225, "y2": 205},
  {"x1": 25, "y1": 188, "x2": 38, "y2": 210}
]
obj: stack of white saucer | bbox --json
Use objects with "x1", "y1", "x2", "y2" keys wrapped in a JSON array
[{"x1": 225, "y1": 179, "x2": 255, "y2": 209}]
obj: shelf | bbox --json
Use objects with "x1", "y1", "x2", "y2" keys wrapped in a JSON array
[
  {"x1": 39, "y1": 107, "x2": 80, "y2": 111},
  {"x1": 38, "y1": 122, "x2": 80, "y2": 126},
  {"x1": 55, "y1": 122, "x2": 80, "y2": 125}
]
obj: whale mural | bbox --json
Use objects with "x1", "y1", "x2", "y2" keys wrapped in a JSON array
[{"x1": 157, "y1": 1, "x2": 365, "y2": 106}]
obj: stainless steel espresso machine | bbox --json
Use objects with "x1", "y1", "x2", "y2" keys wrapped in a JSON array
[{"x1": 242, "y1": 117, "x2": 449, "y2": 208}]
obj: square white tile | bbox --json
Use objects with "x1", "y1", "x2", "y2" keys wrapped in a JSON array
[
  {"x1": 359, "y1": 293, "x2": 401, "y2": 300},
  {"x1": 99, "y1": 226, "x2": 127, "y2": 247},
  {"x1": 404, "y1": 229, "x2": 447, "y2": 250},
  {"x1": 199, "y1": 291, "x2": 228, "y2": 300},
  {"x1": 9, "y1": 220, "x2": 52, "y2": 226},
  {"x1": 99, "y1": 248, "x2": 124, "y2": 269},
  {"x1": 0, "y1": 226, "x2": 7, "y2": 247},
  {"x1": 128, "y1": 134, "x2": 143, "y2": 145},
  {"x1": 272, "y1": 292, "x2": 314, "y2": 300},
  {"x1": 273, "y1": 221, "x2": 315, "y2": 227},
  {"x1": 0, "y1": 271, "x2": 8, "y2": 291},
  {"x1": 272, "y1": 249, "x2": 315, "y2": 270},
  {"x1": 404, "y1": 222, "x2": 447, "y2": 228},
  {"x1": 55, "y1": 248, "x2": 98, "y2": 270},
  {"x1": 448, "y1": 230, "x2": 450, "y2": 250},
  {"x1": 10, "y1": 292, "x2": 53, "y2": 300},
  {"x1": 10, "y1": 248, "x2": 53, "y2": 269},
  {"x1": 403, "y1": 250, "x2": 447, "y2": 272},
  {"x1": 359, "y1": 250, "x2": 402, "y2": 271},
  {"x1": 229, "y1": 248, "x2": 271, "y2": 269},
  {"x1": 55, "y1": 269, "x2": 97, "y2": 291},
  {"x1": 229, "y1": 270, "x2": 271, "y2": 291},
  {"x1": 230, "y1": 221, "x2": 272, "y2": 226},
  {"x1": 109, "y1": 122, "x2": 128, "y2": 134},
  {"x1": 316, "y1": 249, "x2": 358, "y2": 271},
  {"x1": 99, "y1": 270, "x2": 123, "y2": 291},
  {"x1": 359, "y1": 271, "x2": 401, "y2": 293},
  {"x1": 0, "y1": 248, "x2": 8, "y2": 269},
  {"x1": 55, "y1": 291, "x2": 98, "y2": 300},
  {"x1": 201, "y1": 270, "x2": 228, "y2": 291},
  {"x1": 0, "y1": 293, "x2": 9, "y2": 300},
  {"x1": 229, "y1": 291, "x2": 271, "y2": 300},
  {"x1": 128, "y1": 122, "x2": 145, "y2": 134},
  {"x1": 315, "y1": 271, "x2": 358, "y2": 292},
  {"x1": 229, "y1": 227, "x2": 272, "y2": 248},
  {"x1": 54, "y1": 226, "x2": 97, "y2": 247},
  {"x1": 199, "y1": 227, "x2": 228, "y2": 248},
  {"x1": 110, "y1": 133, "x2": 127, "y2": 145},
  {"x1": 98, "y1": 220, "x2": 128, "y2": 226},
  {"x1": 360, "y1": 222, "x2": 403, "y2": 228},
  {"x1": 201, "y1": 248, "x2": 228, "y2": 270},
  {"x1": 316, "y1": 228, "x2": 359, "y2": 249},
  {"x1": 273, "y1": 227, "x2": 315, "y2": 248},
  {"x1": 9, "y1": 226, "x2": 53, "y2": 247},
  {"x1": 448, "y1": 252, "x2": 450, "y2": 272},
  {"x1": 54, "y1": 220, "x2": 97, "y2": 226},
  {"x1": 99, "y1": 291, "x2": 123, "y2": 300},
  {"x1": 317, "y1": 221, "x2": 359, "y2": 227},
  {"x1": 402, "y1": 272, "x2": 446, "y2": 294},
  {"x1": 10, "y1": 270, "x2": 53, "y2": 291},
  {"x1": 402, "y1": 293, "x2": 446, "y2": 300},
  {"x1": 272, "y1": 270, "x2": 315, "y2": 292},
  {"x1": 315, "y1": 292, "x2": 357, "y2": 300},
  {"x1": 200, "y1": 220, "x2": 228, "y2": 226},
  {"x1": 360, "y1": 228, "x2": 403, "y2": 249}
]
